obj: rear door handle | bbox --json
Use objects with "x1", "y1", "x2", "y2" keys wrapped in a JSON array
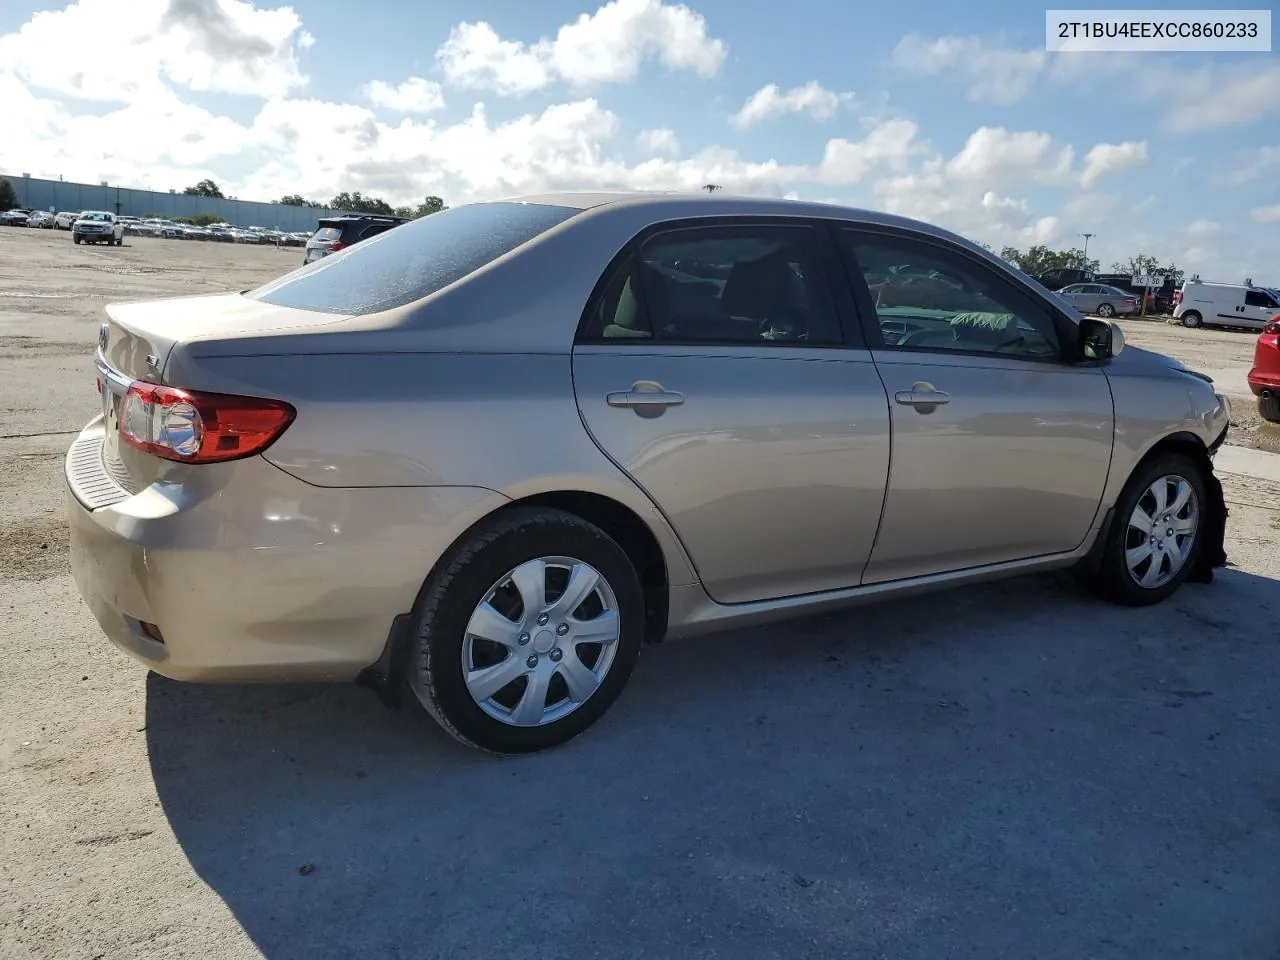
[
  {"x1": 894, "y1": 382, "x2": 951, "y2": 409},
  {"x1": 607, "y1": 380, "x2": 685, "y2": 411}
]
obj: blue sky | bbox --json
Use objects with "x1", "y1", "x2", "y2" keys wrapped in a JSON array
[{"x1": 1, "y1": 0, "x2": 1278, "y2": 280}]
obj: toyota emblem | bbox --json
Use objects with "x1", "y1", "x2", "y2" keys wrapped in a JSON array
[{"x1": 98, "y1": 322, "x2": 109, "y2": 353}]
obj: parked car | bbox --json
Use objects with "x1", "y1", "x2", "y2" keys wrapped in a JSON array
[
  {"x1": 1056, "y1": 283, "x2": 1140, "y2": 318},
  {"x1": 303, "y1": 214, "x2": 408, "y2": 263},
  {"x1": 54, "y1": 210, "x2": 83, "y2": 230},
  {"x1": 1033, "y1": 267, "x2": 1093, "y2": 291},
  {"x1": 206, "y1": 225, "x2": 236, "y2": 242},
  {"x1": 1, "y1": 208, "x2": 33, "y2": 226},
  {"x1": 1248, "y1": 315, "x2": 1280, "y2": 422},
  {"x1": 66, "y1": 193, "x2": 1231, "y2": 754},
  {"x1": 27, "y1": 211, "x2": 55, "y2": 228},
  {"x1": 1094, "y1": 274, "x2": 1177, "y2": 315},
  {"x1": 181, "y1": 226, "x2": 211, "y2": 240},
  {"x1": 117, "y1": 216, "x2": 142, "y2": 234},
  {"x1": 1174, "y1": 280, "x2": 1280, "y2": 330},
  {"x1": 72, "y1": 211, "x2": 124, "y2": 245}
]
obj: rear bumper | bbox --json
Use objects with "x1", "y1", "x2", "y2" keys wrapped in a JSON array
[
  {"x1": 66, "y1": 419, "x2": 504, "y2": 683},
  {"x1": 1247, "y1": 335, "x2": 1280, "y2": 395}
]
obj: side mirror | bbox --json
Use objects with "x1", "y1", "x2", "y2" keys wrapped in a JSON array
[{"x1": 1080, "y1": 316, "x2": 1125, "y2": 361}]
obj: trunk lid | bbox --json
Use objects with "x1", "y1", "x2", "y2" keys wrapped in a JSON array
[{"x1": 96, "y1": 292, "x2": 350, "y2": 492}]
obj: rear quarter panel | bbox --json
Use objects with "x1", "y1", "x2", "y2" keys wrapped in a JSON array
[{"x1": 167, "y1": 351, "x2": 700, "y2": 588}]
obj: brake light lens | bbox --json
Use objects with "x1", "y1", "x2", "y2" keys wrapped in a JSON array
[
  {"x1": 328, "y1": 240, "x2": 347, "y2": 253},
  {"x1": 1173, "y1": 291, "x2": 1183, "y2": 305},
  {"x1": 1265, "y1": 319, "x2": 1280, "y2": 335},
  {"x1": 118, "y1": 381, "x2": 295, "y2": 463}
]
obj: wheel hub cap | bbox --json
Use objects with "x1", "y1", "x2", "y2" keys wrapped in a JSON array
[
  {"x1": 462, "y1": 556, "x2": 621, "y2": 727},
  {"x1": 1124, "y1": 475, "x2": 1199, "y2": 590}
]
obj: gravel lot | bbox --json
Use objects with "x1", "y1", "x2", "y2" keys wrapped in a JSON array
[{"x1": 2, "y1": 227, "x2": 1279, "y2": 960}]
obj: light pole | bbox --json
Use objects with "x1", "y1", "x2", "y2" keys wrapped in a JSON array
[{"x1": 1080, "y1": 232, "x2": 1094, "y2": 269}]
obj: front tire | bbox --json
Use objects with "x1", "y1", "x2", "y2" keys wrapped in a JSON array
[
  {"x1": 73, "y1": 235, "x2": 81, "y2": 244},
  {"x1": 1089, "y1": 453, "x2": 1206, "y2": 606},
  {"x1": 409, "y1": 507, "x2": 645, "y2": 754}
]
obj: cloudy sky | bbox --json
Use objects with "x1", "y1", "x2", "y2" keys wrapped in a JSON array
[{"x1": 1, "y1": 0, "x2": 1278, "y2": 280}]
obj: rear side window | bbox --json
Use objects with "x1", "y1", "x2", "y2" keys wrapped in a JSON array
[{"x1": 253, "y1": 202, "x2": 579, "y2": 315}]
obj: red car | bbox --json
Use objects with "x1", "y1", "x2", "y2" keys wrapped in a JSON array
[{"x1": 1248, "y1": 314, "x2": 1280, "y2": 423}]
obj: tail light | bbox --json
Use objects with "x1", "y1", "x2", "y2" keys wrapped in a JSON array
[
  {"x1": 1173, "y1": 291, "x2": 1183, "y2": 306},
  {"x1": 328, "y1": 240, "x2": 347, "y2": 253},
  {"x1": 119, "y1": 381, "x2": 295, "y2": 463},
  {"x1": 1265, "y1": 319, "x2": 1280, "y2": 335}
]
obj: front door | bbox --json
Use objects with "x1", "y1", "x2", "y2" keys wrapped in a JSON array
[
  {"x1": 572, "y1": 221, "x2": 891, "y2": 604},
  {"x1": 836, "y1": 227, "x2": 1115, "y2": 584}
]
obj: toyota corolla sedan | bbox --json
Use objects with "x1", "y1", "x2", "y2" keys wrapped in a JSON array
[{"x1": 66, "y1": 193, "x2": 1231, "y2": 754}]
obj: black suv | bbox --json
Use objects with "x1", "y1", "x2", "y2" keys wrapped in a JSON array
[{"x1": 303, "y1": 214, "x2": 409, "y2": 264}]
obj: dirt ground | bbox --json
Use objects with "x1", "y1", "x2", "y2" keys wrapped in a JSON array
[{"x1": 2, "y1": 227, "x2": 1279, "y2": 960}]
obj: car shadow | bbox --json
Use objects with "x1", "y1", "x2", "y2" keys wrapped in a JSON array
[{"x1": 147, "y1": 567, "x2": 1280, "y2": 959}]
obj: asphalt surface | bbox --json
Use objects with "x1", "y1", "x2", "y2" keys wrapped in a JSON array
[{"x1": 1, "y1": 227, "x2": 1279, "y2": 960}]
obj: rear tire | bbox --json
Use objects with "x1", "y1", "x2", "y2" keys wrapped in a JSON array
[
  {"x1": 1260, "y1": 393, "x2": 1280, "y2": 424},
  {"x1": 1088, "y1": 452, "x2": 1207, "y2": 607},
  {"x1": 1097, "y1": 303, "x2": 1115, "y2": 318},
  {"x1": 408, "y1": 507, "x2": 645, "y2": 754},
  {"x1": 1181, "y1": 311, "x2": 1202, "y2": 328}
]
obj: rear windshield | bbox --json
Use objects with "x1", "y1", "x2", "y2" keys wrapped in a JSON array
[
  {"x1": 312, "y1": 227, "x2": 342, "y2": 242},
  {"x1": 250, "y1": 202, "x2": 580, "y2": 315}
]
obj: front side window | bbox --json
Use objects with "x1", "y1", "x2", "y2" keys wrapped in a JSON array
[
  {"x1": 586, "y1": 225, "x2": 841, "y2": 345},
  {"x1": 1244, "y1": 290, "x2": 1279, "y2": 309},
  {"x1": 842, "y1": 231, "x2": 1061, "y2": 361}
]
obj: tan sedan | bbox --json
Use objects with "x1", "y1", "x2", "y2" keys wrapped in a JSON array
[{"x1": 66, "y1": 193, "x2": 1232, "y2": 753}]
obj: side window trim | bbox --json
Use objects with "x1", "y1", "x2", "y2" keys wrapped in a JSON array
[
  {"x1": 829, "y1": 223, "x2": 1079, "y2": 365},
  {"x1": 574, "y1": 216, "x2": 866, "y2": 350}
]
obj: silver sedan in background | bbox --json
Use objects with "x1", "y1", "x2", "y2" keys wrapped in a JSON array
[
  {"x1": 66, "y1": 193, "x2": 1231, "y2": 754},
  {"x1": 1057, "y1": 282, "x2": 1140, "y2": 318}
]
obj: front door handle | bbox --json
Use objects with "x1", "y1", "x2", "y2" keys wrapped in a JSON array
[
  {"x1": 894, "y1": 382, "x2": 951, "y2": 411},
  {"x1": 607, "y1": 380, "x2": 685, "y2": 413}
]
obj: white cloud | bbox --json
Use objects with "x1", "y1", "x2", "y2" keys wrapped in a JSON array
[
  {"x1": 730, "y1": 82, "x2": 853, "y2": 128},
  {"x1": 436, "y1": 0, "x2": 726, "y2": 95},
  {"x1": 1251, "y1": 205, "x2": 1280, "y2": 224},
  {"x1": 364, "y1": 77, "x2": 445, "y2": 113},
  {"x1": 891, "y1": 33, "x2": 1046, "y2": 105},
  {"x1": 816, "y1": 119, "x2": 927, "y2": 184},
  {"x1": 637, "y1": 128, "x2": 680, "y2": 156},
  {"x1": 1219, "y1": 146, "x2": 1280, "y2": 186},
  {"x1": 892, "y1": 32, "x2": 1280, "y2": 134},
  {"x1": 1079, "y1": 141, "x2": 1148, "y2": 186},
  {"x1": 1185, "y1": 219, "x2": 1220, "y2": 237},
  {"x1": 0, "y1": 0, "x2": 311, "y2": 102},
  {"x1": 944, "y1": 127, "x2": 1073, "y2": 187}
]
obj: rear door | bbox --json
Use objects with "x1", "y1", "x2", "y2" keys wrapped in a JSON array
[
  {"x1": 572, "y1": 219, "x2": 892, "y2": 604},
  {"x1": 835, "y1": 226, "x2": 1114, "y2": 584}
]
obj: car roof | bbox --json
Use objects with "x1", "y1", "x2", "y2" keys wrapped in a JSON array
[{"x1": 504, "y1": 190, "x2": 995, "y2": 251}]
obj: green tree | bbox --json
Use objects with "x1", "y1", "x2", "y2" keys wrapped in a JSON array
[
  {"x1": 329, "y1": 191, "x2": 395, "y2": 215},
  {"x1": 0, "y1": 176, "x2": 18, "y2": 210},
  {"x1": 1000, "y1": 244, "x2": 1098, "y2": 276},
  {"x1": 182, "y1": 178, "x2": 224, "y2": 198},
  {"x1": 1109, "y1": 254, "x2": 1183, "y2": 287},
  {"x1": 188, "y1": 211, "x2": 223, "y2": 226},
  {"x1": 279, "y1": 194, "x2": 322, "y2": 207},
  {"x1": 394, "y1": 195, "x2": 448, "y2": 219}
]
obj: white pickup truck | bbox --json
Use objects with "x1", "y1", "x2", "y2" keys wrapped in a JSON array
[{"x1": 73, "y1": 211, "x2": 124, "y2": 246}]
